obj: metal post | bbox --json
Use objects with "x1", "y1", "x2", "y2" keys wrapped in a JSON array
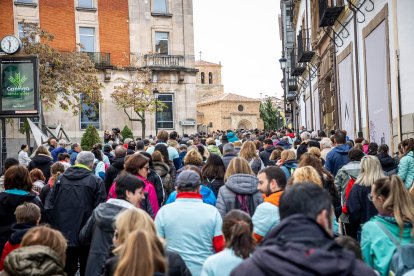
[
  {"x1": 1, "y1": 118, "x2": 7, "y2": 173},
  {"x1": 155, "y1": 102, "x2": 158, "y2": 137}
]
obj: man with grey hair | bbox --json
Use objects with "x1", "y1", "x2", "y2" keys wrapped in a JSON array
[
  {"x1": 297, "y1": 131, "x2": 311, "y2": 160},
  {"x1": 51, "y1": 139, "x2": 68, "y2": 162},
  {"x1": 221, "y1": 143, "x2": 238, "y2": 169},
  {"x1": 45, "y1": 151, "x2": 106, "y2": 276},
  {"x1": 68, "y1": 142, "x2": 81, "y2": 165}
]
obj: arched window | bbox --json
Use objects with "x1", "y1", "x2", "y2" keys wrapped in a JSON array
[
  {"x1": 201, "y1": 72, "x2": 205, "y2": 84},
  {"x1": 208, "y1": 72, "x2": 213, "y2": 84},
  {"x1": 238, "y1": 105, "x2": 244, "y2": 112}
]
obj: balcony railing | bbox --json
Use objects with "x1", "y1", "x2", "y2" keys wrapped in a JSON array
[
  {"x1": 319, "y1": 0, "x2": 345, "y2": 27},
  {"x1": 288, "y1": 75, "x2": 298, "y2": 91},
  {"x1": 286, "y1": 91, "x2": 297, "y2": 101},
  {"x1": 85, "y1": 52, "x2": 111, "y2": 68},
  {"x1": 297, "y1": 29, "x2": 315, "y2": 63},
  {"x1": 143, "y1": 54, "x2": 185, "y2": 69},
  {"x1": 290, "y1": 52, "x2": 306, "y2": 76}
]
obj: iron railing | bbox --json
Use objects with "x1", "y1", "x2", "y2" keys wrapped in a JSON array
[
  {"x1": 143, "y1": 54, "x2": 185, "y2": 69},
  {"x1": 287, "y1": 91, "x2": 297, "y2": 101},
  {"x1": 319, "y1": 0, "x2": 345, "y2": 27},
  {"x1": 85, "y1": 52, "x2": 111, "y2": 67},
  {"x1": 290, "y1": 52, "x2": 306, "y2": 76},
  {"x1": 297, "y1": 28, "x2": 315, "y2": 63}
]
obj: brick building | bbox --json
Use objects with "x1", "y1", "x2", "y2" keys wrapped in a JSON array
[{"x1": 0, "y1": 0, "x2": 197, "y2": 152}]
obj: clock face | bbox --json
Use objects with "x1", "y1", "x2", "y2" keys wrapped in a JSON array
[{"x1": 1, "y1": 35, "x2": 22, "y2": 54}]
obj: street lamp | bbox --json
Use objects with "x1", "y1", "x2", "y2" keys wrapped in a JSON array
[
  {"x1": 153, "y1": 88, "x2": 159, "y2": 136},
  {"x1": 279, "y1": 57, "x2": 287, "y2": 70}
]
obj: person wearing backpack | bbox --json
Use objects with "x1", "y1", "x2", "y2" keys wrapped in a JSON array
[
  {"x1": 216, "y1": 158, "x2": 262, "y2": 218},
  {"x1": 239, "y1": 141, "x2": 264, "y2": 175},
  {"x1": 361, "y1": 175, "x2": 414, "y2": 276},
  {"x1": 277, "y1": 149, "x2": 297, "y2": 180}
]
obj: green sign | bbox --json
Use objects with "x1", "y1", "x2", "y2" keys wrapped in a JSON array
[{"x1": 0, "y1": 56, "x2": 39, "y2": 117}]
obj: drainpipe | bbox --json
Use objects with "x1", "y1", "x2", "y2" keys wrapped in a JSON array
[
  {"x1": 349, "y1": 6, "x2": 363, "y2": 138},
  {"x1": 392, "y1": 0, "x2": 402, "y2": 146}
]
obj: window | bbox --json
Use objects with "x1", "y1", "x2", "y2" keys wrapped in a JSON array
[
  {"x1": 79, "y1": 27, "x2": 95, "y2": 52},
  {"x1": 201, "y1": 72, "x2": 205, "y2": 84},
  {"x1": 208, "y1": 72, "x2": 213, "y2": 84},
  {"x1": 153, "y1": 0, "x2": 167, "y2": 14},
  {"x1": 78, "y1": 0, "x2": 93, "y2": 8},
  {"x1": 80, "y1": 94, "x2": 100, "y2": 130},
  {"x1": 156, "y1": 94, "x2": 174, "y2": 129},
  {"x1": 155, "y1": 32, "x2": 169, "y2": 55},
  {"x1": 238, "y1": 105, "x2": 244, "y2": 112}
]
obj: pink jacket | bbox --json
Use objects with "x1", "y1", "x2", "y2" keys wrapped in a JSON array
[{"x1": 107, "y1": 175, "x2": 159, "y2": 217}]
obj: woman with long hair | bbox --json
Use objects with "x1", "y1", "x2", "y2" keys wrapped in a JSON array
[
  {"x1": 40, "y1": 162, "x2": 65, "y2": 205},
  {"x1": 347, "y1": 155, "x2": 385, "y2": 239},
  {"x1": 28, "y1": 145, "x2": 53, "y2": 182},
  {"x1": 361, "y1": 175, "x2": 414, "y2": 275},
  {"x1": 104, "y1": 208, "x2": 189, "y2": 276},
  {"x1": 216, "y1": 158, "x2": 262, "y2": 218},
  {"x1": 239, "y1": 141, "x2": 263, "y2": 175},
  {"x1": 287, "y1": 166, "x2": 323, "y2": 187},
  {"x1": 397, "y1": 138, "x2": 414, "y2": 189},
  {"x1": 202, "y1": 154, "x2": 226, "y2": 197},
  {"x1": 201, "y1": 210, "x2": 255, "y2": 276},
  {"x1": 298, "y1": 153, "x2": 340, "y2": 219},
  {"x1": 29, "y1": 168, "x2": 46, "y2": 194}
]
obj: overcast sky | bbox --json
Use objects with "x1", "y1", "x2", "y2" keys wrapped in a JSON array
[{"x1": 193, "y1": 0, "x2": 283, "y2": 99}]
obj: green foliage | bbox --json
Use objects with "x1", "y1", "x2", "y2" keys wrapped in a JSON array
[
  {"x1": 81, "y1": 125, "x2": 101, "y2": 151},
  {"x1": 121, "y1": 125, "x2": 134, "y2": 141},
  {"x1": 260, "y1": 98, "x2": 285, "y2": 130}
]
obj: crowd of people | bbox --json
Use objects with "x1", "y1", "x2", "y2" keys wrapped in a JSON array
[{"x1": 0, "y1": 127, "x2": 413, "y2": 276}]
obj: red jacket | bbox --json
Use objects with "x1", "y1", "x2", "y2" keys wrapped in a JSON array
[{"x1": 0, "y1": 242, "x2": 20, "y2": 270}]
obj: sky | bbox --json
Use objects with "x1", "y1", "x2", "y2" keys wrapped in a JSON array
[{"x1": 193, "y1": 0, "x2": 283, "y2": 99}]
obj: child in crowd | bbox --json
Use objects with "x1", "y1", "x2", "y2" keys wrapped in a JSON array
[
  {"x1": 29, "y1": 168, "x2": 46, "y2": 194},
  {"x1": 0, "y1": 202, "x2": 41, "y2": 270}
]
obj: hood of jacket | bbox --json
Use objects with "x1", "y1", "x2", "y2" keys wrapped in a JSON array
[
  {"x1": 332, "y1": 144, "x2": 351, "y2": 155},
  {"x1": 0, "y1": 192, "x2": 38, "y2": 210},
  {"x1": 61, "y1": 166, "x2": 93, "y2": 181},
  {"x1": 111, "y1": 156, "x2": 125, "y2": 170},
  {"x1": 341, "y1": 161, "x2": 361, "y2": 178},
  {"x1": 225, "y1": 174, "x2": 258, "y2": 195},
  {"x1": 9, "y1": 223, "x2": 37, "y2": 245},
  {"x1": 3, "y1": 245, "x2": 65, "y2": 275},
  {"x1": 31, "y1": 154, "x2": 53, "y2": 165},
  {"x1": 253, "y1": 214, "x2": 358, "y2": 275},
  {"x1": 265, "y1": 145, "x2": 275, "y2": 153},
  {"x1": 283, "y1": 160, "x2": 298, "y2": 170},
  {"x1": 153, "y1": 162, "x2": 170, "y2": 177},
  {"x1": 376, "y1": 153, "x2": 397, "y2": 169},
  {"x1": 207, "y1": 145, "x2": 221, "y2": 154},
  {"x1": 94, "y1": 200, "x2": 130, "y2": 231},
  {"x1": 227, "y1": 132, "x2": 239, "y2": 142}
]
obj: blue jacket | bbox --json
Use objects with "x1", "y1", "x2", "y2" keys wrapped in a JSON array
[
  {"x1": 68, "y1": 149, "x2": 78, "y2": 165},
  {"x1": 227, "y1": 132, "x2": 239, "y2": 143},
  {"x1": 324, "y1": 144, "x2": 350, "y2": 176},
  {"x1": 166, "y1": 185, "x2": 216, "y2": 206},
  {"x1": 397, "y1": 151, "x2": 414, "y2": 189},
  {"x1": 361, "y1": 215, "x2": 413, "y2": 276},
  {"x1": 51, "y1": 147, "x2": 68, "y2": 162}
]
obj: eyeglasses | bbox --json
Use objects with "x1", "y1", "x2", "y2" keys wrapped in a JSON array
[
  {"x1": 368, "y1": 194, "x2": 373, "y2": 201},
  {"x1": 143, "y1": 166, "x2": 150, "y2": 171}
]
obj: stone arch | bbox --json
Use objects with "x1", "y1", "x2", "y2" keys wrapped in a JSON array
[{"x1": 237, "y1": 119, "x2": 252, "y2": 130}]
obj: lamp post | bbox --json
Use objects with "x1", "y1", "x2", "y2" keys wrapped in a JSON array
[
  {"x1": 153, "y1": 88, "x2": 159, "y2": 137},
  {"x1": 279, "y1": 57, "x2": 287, "y2": 129}
]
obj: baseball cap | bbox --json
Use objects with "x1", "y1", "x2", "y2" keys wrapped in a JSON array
[{"x1": 176, "y1": 170, "x2": 201, "y2": 188}]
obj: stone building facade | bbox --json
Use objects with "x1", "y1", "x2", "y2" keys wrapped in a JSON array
[
  {"x1": 195, "y1": 60, "x2": 224, "y2": 101},
  {"x1": 0, "y1": 0, "x2": 197, "y2": 154}
]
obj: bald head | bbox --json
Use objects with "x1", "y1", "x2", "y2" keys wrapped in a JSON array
[{"x1": 115, "y1": 145, "x2": 127, "y2": 157}]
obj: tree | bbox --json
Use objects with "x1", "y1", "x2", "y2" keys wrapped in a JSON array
[
  {"x1": 121, "y1": 125, "x2": 134, "y2": 140},
  {"x1": 111, "y1": 68, "x2": 166, "y2": 138},
  {"x1": 81, "y1": 125, "x2": 101, "y2": 151},
  {"x1": 18, "y1": 22, "x2": 103, "y2": 146},
  {"x1": 260, "y1": 97, "x2": 285, "y2": 130}
]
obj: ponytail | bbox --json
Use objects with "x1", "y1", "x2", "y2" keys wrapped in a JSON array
[
  {"x1": 222, "y1": 210, "x2": 255, "y2": 259},
  {"x1": 114, "y1": 230, "x2": 166, "y2": 276},
  {"x1": 374, "y1": 175, "x2": 414, "y2": 236}
]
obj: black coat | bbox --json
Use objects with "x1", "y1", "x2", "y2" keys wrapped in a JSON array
[
  {"x1": 259, "y1": 146, "x2": 275, "y2": 167},
  {"x1": 148, "y1": 169, "x2": 164, "y2": 207},
  {"x1": 296, "y1": 142, "x2": 308, "y2": 160},
  {"x1": 79, "y1": 199, "x2": 131, "y2": 276},
  {"x1": 0, "y1": 192, "x2": 43, "y2": 253},
  {"x1": 231, "y1": 214, "x2": 376, "y2": 276},
  {"x1": 222, "y1": 152, "x2": 238, "y2": 169},
  {"x1": 203, "y1": 178, "x2": 225, "y2": 197},
  {"x1": 104, "y1": 156, "x2": 125, "y2": 193},
  {"x1": 28, "y1": 154, "x2": 54, "y2": 182},
  {"x1": 347, "y1": 184, "x2": 378, "y2": 229},
  {"x1": 377, "y1": 153, "x2": 398, "y2": 173},
  {"x1": 45, "y1": 166, "x2": 106, "y2": 247}
]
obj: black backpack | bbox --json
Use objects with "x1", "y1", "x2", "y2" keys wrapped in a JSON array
[{"x1": 234, "y1": 193, "x2": 256, "y2": 216}]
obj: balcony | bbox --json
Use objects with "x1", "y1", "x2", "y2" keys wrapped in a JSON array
[
  {"x1": 290, "y1": 53, "x2": 306, "y2": 76},
  {"x1": 143, "y1": 54, "x2": 185, "y2": 70},
  {"x1": 297, "y1": 29, "x2": 315, "y2": 63},
  {"x1": 85, "y1": 52, "x2": 111, "y2": 68},
  {"x1": 286, "y1": 91, "x2": 297, "y2": 101},
  {"x1": 288, "y1": 75, "x2": 298, "y2": 91},
  {"x1": 319, "y1": 0, "x2": 345, "y2": 27}
]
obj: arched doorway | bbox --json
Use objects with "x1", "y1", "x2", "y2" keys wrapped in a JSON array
[{"x1": 237, "y1": 119, "x2": 252, "y2": 130}]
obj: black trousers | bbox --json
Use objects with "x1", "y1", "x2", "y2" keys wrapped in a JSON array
[{"x1": 65, "y1": 246, "x2": 90, "y2": 276}]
